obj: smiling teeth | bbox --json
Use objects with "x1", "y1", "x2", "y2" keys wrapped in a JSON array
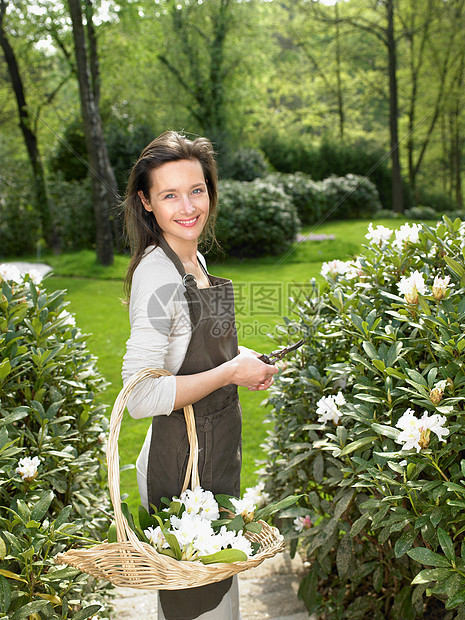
[{"x1": 177, "y1": 217, "x2": 198, "y2": 223}]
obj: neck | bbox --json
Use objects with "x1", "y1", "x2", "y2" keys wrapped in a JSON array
[{"x1": 162, "y1": 235, "x2": 198, "y2": 265}]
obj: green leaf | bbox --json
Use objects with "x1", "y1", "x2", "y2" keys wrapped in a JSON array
[
  {"x1": 30, "y1": 490, "x2": 54, "y2": 521},
  {"x1": 395, "y1": 529, "x2": 415, "y2": 558},
  {"x1": 54, "y1": 505, "x2": 73, "y2": 530},
  {"x1": 407, "y1": 547, "x2": 451, "y2": 567},
  {"x1": 215, "y1": 494, "x2": 236, "y2": 512},
  {"x1": 225, "y1": 514, "x2": 245, "y2": 532},
  {"x1": 446, "y1": 586, "x2": 465, "y2": 609},
  {"x1": 0, "y1": 537, "x2": 6, "y2": 561},
  {"x1": 244, "y1": 522, "x2": 262, "y2": 534},
  {"x1": 107, "y1": 522, "x2": 117, "y2": 543},
  {"x1": 0, "y1": 359, "x2": 11, "y2": 380},
  {"x1": 386, "y1": 367, "x2": 405, "y2": 380},
  {"x1": 339, "y1": 436, "x2": 376, "y2": 456},
  {"x1": 199, "y1": 549, "x2": 247, "y2": 564},
  {"x1": 438, "y1": 528, "x2": 455, "y2": 563},
  {"x1": 350, "y1": 513, "x2": 370, "y2": 537},
  {"x1": 163, "y1": 530, "x2": 182, "y2": 560},
  {"x1": 138, "y1": 505, "x2": 153, "y2": 531},
  {"x1": 411, "y1": 568, "x2": 451, "y2": 585},
  {"x1": 372, "y1": 422, "x2": 400, "y2": 440},
  {"x1": 445, "y1": 255, "x2": 465, "y2": 278},
  {"x1": 373, "y1": 564, "x2": 383, "y2": 593},
  {"x1": 372, "y1": 359, "x2": 386, "y2": 372},
  {"x1": 0, "y1": 575, "x2": 11, "y2": 614},
  {"x1": 71, "y1": 605, "x2": 103, "y2": 620},
  {"x1": 362, "y1": 341, "x2": 378, "y2": 359},
  {"x1": 11, "y1": 600, "x2": 50, "y2": 620},
  {"x1": 254, "y1": 494, "x2": 301, "y2": 521},
  {"x1": 336, "y1": 534, "x2": 353, "y2": 578},
  {"x1": 405, "y1": 368, "x2": 428, "y2": 387}
]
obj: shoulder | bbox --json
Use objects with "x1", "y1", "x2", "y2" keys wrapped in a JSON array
[{"x1": 132, "y1": 246, "x2": 181, "y2": 290}]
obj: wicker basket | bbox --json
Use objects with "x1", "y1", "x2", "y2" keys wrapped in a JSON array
[{"x1": 56, "y1": 368, "x2": 285, "y2": 589}]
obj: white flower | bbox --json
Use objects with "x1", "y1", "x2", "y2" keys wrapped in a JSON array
[
  {"x1": 242, "y1": 481, "x2": 270, "y2": 509},
  {"x1": 320, "y1": 259, "x2": 352, "y2": 278},
  {"x1": 26, "y1": 269, "x2": 43, "y2": 285},
  {"x1": 316, "y1": 392, "x2": 345, "y2": 425},
  {"x1": 393, "y1": 223, "x2": 421, "y2": 249},
  {"x1": 16, "y1": 456, "x2": 40, "y2": 481},
  {"x1": 0, "y1": 264, "x2": 23, "y2": 284},
  {"x1": 345, "y1": 258, "x2": 364, "y2": 280},
  {"x1": 169, "y1": 511, "x2": 218, "y2": 556},
  {"x1": 293, "y1": 515, "x2": 312, "y2": 532},
  {"x1": 179, "y1": 486, "x2": 219, "y2": 521},
  {"x1": 420, "y1": 412, "x2": 449, "y2": 442},
  {"x1": 230, "y1": 496, "x2": 256, "y2": 516},
  {"x1": 144, "y1": 525, "x2": 169, "y2": 549},
  {"x1": 228, "y1": 532, "x2": 253, "y2": 558},
  {"x1": 397, "y1": 270, "x2": 427, "y2": 304},
  {"x1": 365, "y1": 223, "x2": 393, "y2": 246},
  {"x1": 396, "y1": 408, "x2": 422, "y2": 452},
  {"x1": 432, "y1": 275, "x2": 451, "y2": 301},
  {"x1": 395, "y1": 408, "x2": 449, "y2": 452}
]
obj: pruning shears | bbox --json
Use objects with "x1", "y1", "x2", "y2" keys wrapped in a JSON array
[{"x1": 258, "y1": 339, "x2": 306, "y2": 365}]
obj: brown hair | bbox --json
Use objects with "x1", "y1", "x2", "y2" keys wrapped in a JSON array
[{"x1": 123, "y1": 131, "x2": 219, "y2": 297}]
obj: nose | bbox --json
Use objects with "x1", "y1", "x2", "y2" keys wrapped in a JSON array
[{"x1": 180, "y1": 195, "x2": 195, "y2": 214}]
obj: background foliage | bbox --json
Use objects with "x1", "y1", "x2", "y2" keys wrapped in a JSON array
[{"x1": 1, "y1": 0, "x2": 464, "y2": 259}]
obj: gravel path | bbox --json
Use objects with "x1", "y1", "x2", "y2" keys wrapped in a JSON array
[{"x1": 112, "y1": 551, "x2": 314, "y2": 619}]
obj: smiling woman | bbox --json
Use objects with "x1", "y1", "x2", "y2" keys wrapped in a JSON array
[{"x1": 121, "y1": 131, "x2": 278, "y2": 620}]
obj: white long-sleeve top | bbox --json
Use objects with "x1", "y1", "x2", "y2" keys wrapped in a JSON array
[{"x1": 122, "y1": 244, "x2": 207, "y2": 507}]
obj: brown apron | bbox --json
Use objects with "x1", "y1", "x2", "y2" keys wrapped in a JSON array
[{"x1": 147, "y1": 239, "x2": 242, "y2": 620}]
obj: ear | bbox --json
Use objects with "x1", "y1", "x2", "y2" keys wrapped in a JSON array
[{"x1": 138, "y1": 190, "x2": 152, "y2": 212}]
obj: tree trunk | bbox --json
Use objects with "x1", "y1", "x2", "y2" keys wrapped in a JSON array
[
  {"x1": 0, "y1": 0, "x2": 59, "y2": 251},
  {"x1": 335, "y1": 2, "x2": 345, "y2": 141},
  {"x1": 67, "y1": 0, "x2": 117, "y2": 265},
  {"x1": 386, "y1": 0, "x2": 404, "y2": 212}
]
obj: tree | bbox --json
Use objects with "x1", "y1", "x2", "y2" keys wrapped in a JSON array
[
  {"x1": 0, "y1": 0, "x2": 59, "y2": 250},
  {"x1": 155, "y1": 0, "x2": 253, "y2": 160},
  {"x1": 400, "y1": 0, "x2": 465, "y2": 197},
  {"x1": 67, "y1": 0, "x2": 118, "y2": 265},
  {"x1": 324, "y1": 0, "x2": 403, "y2": 211}
]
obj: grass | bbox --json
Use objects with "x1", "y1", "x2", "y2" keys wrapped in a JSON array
[{"x1": 38, "y1": 218, "x2": 429, "y2": 513}]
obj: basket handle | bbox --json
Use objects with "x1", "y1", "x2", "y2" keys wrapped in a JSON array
[{"x1": 107, "y1": 368, "x2": 199, "y2": 543}]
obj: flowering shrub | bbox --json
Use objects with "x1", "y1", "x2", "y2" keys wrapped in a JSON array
[
  {"x1": 117, "y1": 484, "x2": 296, "y2": 565},
  {"x1": 0, "y1": 265, "x2": 111, "y2": 618},
  {"x1": 261, "y1": 218, "x2": 465, "y2": 618}
]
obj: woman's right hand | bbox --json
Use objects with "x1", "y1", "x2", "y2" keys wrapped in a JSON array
[{"x1": 227, "y1": 348, "x2": 279, "y2": 390}]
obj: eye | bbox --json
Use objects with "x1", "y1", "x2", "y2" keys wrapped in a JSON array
[
  {"x1": 164, "y1": 193, "x2": 176, "y2": 199},
  {"x1": 192, "y1": 187, "x2": 204, "y2": 195}
]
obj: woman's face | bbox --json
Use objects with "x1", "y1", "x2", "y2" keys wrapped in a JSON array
[{"x1": 139, "y1": 159, "x2": 209, "y2": 249}]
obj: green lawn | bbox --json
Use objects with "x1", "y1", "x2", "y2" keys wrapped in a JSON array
[{"x1": 40, "y1": 218, "x2": 426, "y2": 512}]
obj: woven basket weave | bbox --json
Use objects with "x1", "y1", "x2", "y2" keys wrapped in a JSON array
[{"x1": 56, "y1": 368, "x2": 285, "y2": 589}]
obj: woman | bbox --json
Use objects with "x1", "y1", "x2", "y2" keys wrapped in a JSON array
[{"x1": 122, "y1": 131, "x2": 278, "y2": 620}]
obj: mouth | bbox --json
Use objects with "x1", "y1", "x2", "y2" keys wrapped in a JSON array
[{"x1": 175, "y1": 216, "x2": 200, "y2": 228}]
